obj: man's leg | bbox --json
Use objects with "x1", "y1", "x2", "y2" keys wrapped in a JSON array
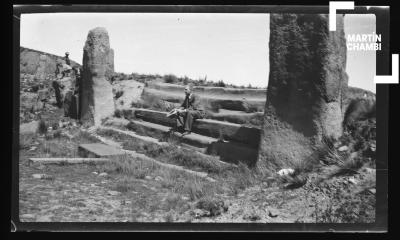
[
  {"x1": 184, "y1": 110, "x2": 202, "y2": 132},
  {"x1": 176, "y1": 114, "x2": 184, "y2": 131}
]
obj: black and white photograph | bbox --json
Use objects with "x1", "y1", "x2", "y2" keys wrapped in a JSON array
[{"x1": 13, "y1": 5, "x2": 386, "y2": 229}]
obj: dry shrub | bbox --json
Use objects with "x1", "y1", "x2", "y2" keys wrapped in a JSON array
[
  {"x1": 164, "y1": 74, "x2": 178, "y2": 84},
  {"x1": 312, "y1": 188, "x2": 375, "y2": 223},
  {"x1": 316, "y1": 136, "x2": 348, "y2": 166},
  {"x1": 226, "y1": 162, "x2": 258, "y2": 194},
  {"x1": 196, "y1": 196, "x2": 227, "y2": 217}
]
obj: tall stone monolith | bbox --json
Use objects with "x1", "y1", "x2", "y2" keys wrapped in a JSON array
[
  {"x1": 257, "y1": 14, "x2": 348, "y2": 171},
  {"x1": 79, "y1": 27, "x2": 115, "y2": 126}
]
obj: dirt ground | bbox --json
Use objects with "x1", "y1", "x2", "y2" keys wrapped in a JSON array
[
  {"x1": 19, "y1": 128, "x2": 376, "y2": 223},
  {"x1": 18, "y1": 76, "x2": 376, "y2": 223}
]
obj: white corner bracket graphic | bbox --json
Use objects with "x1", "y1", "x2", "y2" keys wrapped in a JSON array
[
  {"x1": 374, "y1": 54, "x2": 399, "y2": 84},
  {"x1": 329, "y1": 1, "x2": 355, "y2": 31}
]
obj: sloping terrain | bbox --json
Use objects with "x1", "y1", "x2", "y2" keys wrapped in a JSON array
[
  {"x1": 18, "y1": 47, "x2": 376, "y2": 223},
  {"x1": 20, "y1": 46, "x2": 81, "y2": 76}
]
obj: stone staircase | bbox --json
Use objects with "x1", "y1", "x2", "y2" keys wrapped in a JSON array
[{"x1": 101, "y1": 108, "x2": 262, "y2": 166}]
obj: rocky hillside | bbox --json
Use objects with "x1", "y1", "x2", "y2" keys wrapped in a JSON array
[{"x1": 20, "y1": 46, "x2": 81, "y2": 75}]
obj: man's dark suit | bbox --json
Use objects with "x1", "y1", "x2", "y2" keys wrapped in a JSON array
[{"x1": 176, "y1": 93, "x2": 205, "y2": 132}]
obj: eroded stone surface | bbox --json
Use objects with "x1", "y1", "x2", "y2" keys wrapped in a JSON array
[
  {"x1": 258, "y1": 14, "x2": 348, "y2": 171},
  {"x1": 78, "y1": 143, "x2": 125, "y2": 158},
  {"x1": 80, "y1": 27, "x2": 115, "y2": 126}
]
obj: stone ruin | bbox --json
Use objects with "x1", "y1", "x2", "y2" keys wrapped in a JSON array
[
  {"x1": 79, "y1": 27, "x2": 115, "y2": 126},
  {"x1": 257, "y1": 14, "x2": 348, "y2": 171}
]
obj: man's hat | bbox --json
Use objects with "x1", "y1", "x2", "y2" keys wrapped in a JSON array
[{"x1": 65, "y1": 52, "x2": 69, "y2": 55}]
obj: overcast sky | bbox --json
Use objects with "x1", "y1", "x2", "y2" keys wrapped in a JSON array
[{"x1": 20, "y1": 13, "x2": 376, "y2": 92}]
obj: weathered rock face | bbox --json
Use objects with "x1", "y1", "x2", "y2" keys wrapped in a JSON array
[
  {"x1": 113, "y1": 80, "x2": 144, "y2": 110},
  {"x1": 106, "y1": 48, "x2": 115, "y2": 80},
  {"x1": 34, "y1": 55, "x2": 48, "y2": 81},
  {"x1": 20, "y1": 47, "x2": 81, "y2": 75},
  {"x1": 258, "y1": 14, "x2": 348, "y2": 171},
  {"x1": 80, "y1": 27, "x2": 115, "y2": 126}
]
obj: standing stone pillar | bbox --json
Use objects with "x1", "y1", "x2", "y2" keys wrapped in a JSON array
[
  {"x1": 107, "y1": 48, "x2": 115, "y2": 78},
  {"x1": 79, "y1": 27, "x2": 115, "y2": 126},
  {"x1": 34, "y1": 54, "x2": 48, "y2": 81},
  {"x1": 257, "y1": 14, "x2": 348, "y2": 171}
]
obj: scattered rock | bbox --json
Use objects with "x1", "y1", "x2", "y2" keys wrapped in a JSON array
[
  {"x1": 245, "y1": 213, "x2": 261, "y2": 221},
  {"x1": 181, "y1": 196, "x2": 189, "y2": 201},
  {"x1": 92, "y1": 171, "x2": 98, "y2": 175},
  {"x1": 277, "y1": 168, "x2": 295, "y2": 176},
  {"x1": 348, "y1": 177, "x2": 358, "y2": 185},
  {"x1": 338, "y1": 145, "x2": 349, "y2": 152},
  {"x1": 145, "y1": 176, "x2": 152, "y2": 180},
  {"x1": 28, "y1": 146, "x2": 37, "y2": 151},
  {"x1": 196, "y1": 198, "x2": 227, "y2": 217},
  {"x1": 364, "y1": 167, "x2": 376, "y2": 174},
  {"x1": 155, "y1": 176, "x2": 164, "y2": 181},
  {"x1": 368, "y1": 188, "x2": 376, "y2": 194},
  {"x1": 268, "y1": 210, "x2": 278, "y2": 218},
  {"x1": 98, "y1": 172, "x2": 108, "y2": 177},
  {"x1": 20, "y1": 213, "x2": 35, "y2": 219},
  {"x1": 32, "y1": 174, "x2": 53, "y2": 180},
  {"x1": 35, "y1": 164, "x2": 46, "y2": 170},
  {"x1": 107, "y1": 190, "x2": 120, "y2": 196},
  {"x1": 191, "y1": 209, "x2": 209, "y2": 219}
]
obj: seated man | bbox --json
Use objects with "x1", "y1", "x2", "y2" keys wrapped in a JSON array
[{"x1": 169, "y1": 84, "x2": 205, "y2": 135}]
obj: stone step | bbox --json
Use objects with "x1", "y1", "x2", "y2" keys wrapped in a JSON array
[
  {"x1": 126, "y1": 119, "x2": 258, "y2": 165},
  {"x1": 96, "y1": 124, "x2": 235, "y2": 168},
  {"x1": 142, "y1": 88, "x2": 266, "y2": 112},
  {"x1": 128, "y1": 119, "x2": 218, "y2": 149},
  {"x1": 127, "y1": 108, "x2": 261, "y2": 148},
  {"x1": 29, "y1": 158, "x2": 109, "y2": 165},
  {"x1": 86, "y1": 130, "x2": 216, "y2": 182},
  {"x1": 146, "y1": 82, "x2": 267, "y2": 98},
  {"x1": 78, "y1": 143, "x2": 126, "y2": 158},
  {"x1": 99, "y1": 125, "x2": 168, "y2": 146},
  {"x1": 207, "y1": 109, "x2": 264, "y2": 125}
]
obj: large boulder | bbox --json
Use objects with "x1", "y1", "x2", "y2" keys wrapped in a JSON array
[
  {"x1": 257, "y1": 14, "x2": 348, "y2": 171},
  {"x1": 79, "y1": 27, "x2": 115, "y2": 126}
]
